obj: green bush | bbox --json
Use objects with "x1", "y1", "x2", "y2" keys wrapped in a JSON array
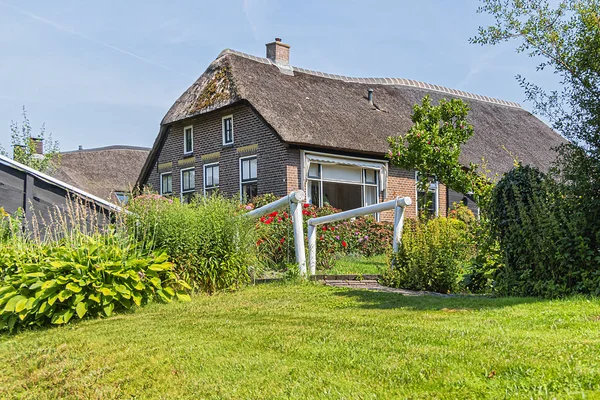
[
  {"x1": 128, "y1": 194, "x2": 258, "y2": 293},
  {"x1": 381, "y1": 218, "x2": 472, "y2": 293},
  {"x1": 0, "y1": 201, "x2": 190, "y2": 333},
  {"x1": 489, "y1": 165, "x2": 598, "y2": 297},
  {"x1": 0, "y1": 235, "x2": 189, "y2": 333}
]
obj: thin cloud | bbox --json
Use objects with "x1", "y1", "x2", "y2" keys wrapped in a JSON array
[{"x1": 0, "y1": 1, "x2": 190, "y2": 78}]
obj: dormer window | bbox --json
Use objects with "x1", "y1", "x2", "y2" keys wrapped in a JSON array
[
  {"x1": 222, "y1": 115, "x2": 233, "y2": 145},
  {"x1": 184, "y1": 125, "x2": 193, "y2": 154}
]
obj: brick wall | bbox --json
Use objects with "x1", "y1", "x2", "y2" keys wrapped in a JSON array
[{"x1": 146, "y1": 104, "x2": 289, "y2": 199}]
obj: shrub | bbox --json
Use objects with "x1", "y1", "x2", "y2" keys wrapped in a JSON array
[
  {"x1": 0, "y1": 201, "x2": 190, "y2": 333},
  {"x1": 128, "y1": 195, "x2": 258, "y2": 293},
  {"x1": 252, "y1": 201, "x2": 394, "y2": 272},
  {"x1": 489, "y1": 165, "x2": 598, "y2": 297},
  {"x1": 0, "y1": 236, "x2": 189, "y2": 333},
  {"x1": 381, "y1": 217, "x2": 472, "y2": 293}
]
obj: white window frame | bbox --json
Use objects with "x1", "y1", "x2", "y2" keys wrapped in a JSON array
[
  {"x1": 222, "y1": 115, "x2": 234, "y2": 145},
  {"x1": 203, "y1": 162, "x2": 219, "y2": 196},
  {"x1": 415, "y1": 171, "x2": 439, "y2": 217},
  {"x1": 239, "y1": 155, "x2": 257, "y2": 201},
  {"x1": 306, "y1": 163, "x2": 380, "y2": 216},
  {"x1": 183, "y1": 125, "x2": 194, "y2": 155},
  {"x1": 180, "y1": 167, "x2": 196, "y2": 202},
  {"x1": 159, "y1": 172, "x2": 173, "y2": 196}
]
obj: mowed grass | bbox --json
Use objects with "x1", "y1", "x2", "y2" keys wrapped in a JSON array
[
  {"x1": 317, "y1": 254, "x2": 388, "y2": 275},
  {"x1": 1, "y1": 283, "x2": 599, "y2": 399}
]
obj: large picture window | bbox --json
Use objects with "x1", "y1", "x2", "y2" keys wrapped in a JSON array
[
  {"x1": 240, "y1": 156, "x2": 257, "y2": 202},
  {"x1": 416, "y1": 172, "x2": 438, "y2": 218},
  {"x1": 307, "y1": 163, "x2": 379, "y2": 212},
  {"x1": 204, "y1": 163, "x2": 219, "y2": 197},
  {"x1": 181, "y1": 167, "x2": 195, "y2": 203}
]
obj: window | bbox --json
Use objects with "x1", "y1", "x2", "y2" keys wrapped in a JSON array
[
  {"x1": 180, "y1": 167, "x2": 195, "y2": 203},
  {"x1": 222, "y1": 115, "x2": 233, "y2": 145},
  {"x1": 204, "y1": 163, "x2": 219, "y2": 196},
  {"x1": 114, "y1": 191, "x2": 129, "y2": 205},
  {"x1": 184, "y1": 125, "x2": 193, "y2": 154},
  {"x1": 416, "y1": 172, "x2": 438, "y2": 218},
  {"x1": 240, "y1": 156, "x2": 257, "y2": 201},
  {"x1": 307, "y1": 162, "x2": 380, "y2": 212},
  {"x1": 160, "y1": 172, "x2": 172, "y2": 195}
]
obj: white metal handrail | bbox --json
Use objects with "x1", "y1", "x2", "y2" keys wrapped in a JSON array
[
  {"x1": 245, "y1": 191, "x2": 307, "y2": 275},
  {"x1": 306, "y1": 197, "x2": 412, "y2": 275}
]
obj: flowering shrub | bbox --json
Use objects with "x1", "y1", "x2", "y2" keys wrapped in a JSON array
[{"x1": 253, "y1": 201, "x2": 394, "y2": 271}]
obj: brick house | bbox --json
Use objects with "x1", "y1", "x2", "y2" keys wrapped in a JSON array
[{"x1": 137, "y1": 39, "x2": 565, "y2": 221}]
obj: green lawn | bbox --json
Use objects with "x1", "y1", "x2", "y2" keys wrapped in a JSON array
[
  {"x1": 1, "y1": 283, "x2": 599, "y2": 399},
  {"x1": 317, "y1": 254, "x2": 388, "y2": 275}
]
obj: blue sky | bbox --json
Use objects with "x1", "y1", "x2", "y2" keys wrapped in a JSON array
[{"x1": 0, "y1": 0, "x2": 557, "y2": 152}]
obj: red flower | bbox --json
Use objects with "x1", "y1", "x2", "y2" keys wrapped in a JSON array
[
  {"x1": 280, "y1": 237, "x2": 285, "y2": 244},
  {"x1": 259, "y1": 216, "x2": 265, "y2": 223},
  {"x1": 264, "y1": 218, "x2": 272, "y2": 225},
  {"x1": 269, "y1": 211, "x2": 278, "y2": 217},
  {"x1": 303, "y1": 203, "x2": 310, "y2": 208},
  {"x1": 322, "y1": 226, "x2": 327, "y2": 231},
  {"x1": 319, "y1": 235, "x2": 324, "y2": 241},
  {"x1": 302, "y1": 209, "x2": 311, "y2": 216},
  {"x1": 256, "y1": 239, "x2": 264, "y2": 246},
  {"x1": 330, "y1": 226, "x2": 335, "y2": 232},
  {"x1": 342, "y1": 240, "x2": 347, "y2": 248}
]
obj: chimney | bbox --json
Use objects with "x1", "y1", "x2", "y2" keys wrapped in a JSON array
[
  {"x1": 78, "y1": 145, "x2": 83, "y2": 151},
  {"x1": 31, "y1": 138, "x2": 44, "y2": 159},
  {"x1": 367, "y1": 88, "x2": 374, "y2": 106},
  {"x1": 266, "y1": 38, "x2": 290, "y2": 65},
  {"x1": 30, "y1": 137, "x2": 44, "y2": 155}
]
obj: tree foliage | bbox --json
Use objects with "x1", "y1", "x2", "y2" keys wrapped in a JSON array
[
  {"x1": 472, "y1": 0, "x2": 600, "y2": 242},
  {"x1": 387, "y1": 95, "x2": 493, "y2": 208},
  {"x1": 2, "y1": 106, "x2": 60, "y2": 173}
]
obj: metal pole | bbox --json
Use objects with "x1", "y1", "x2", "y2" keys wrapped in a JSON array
[
  {"x1": 307, "y1": 224, "x2": 317, "y2": 275},
  {"x1": 289, "y1": 193, "x2": 306, "y2": 276}
]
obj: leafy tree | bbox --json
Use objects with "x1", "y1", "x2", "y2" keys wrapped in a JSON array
[
  {"x1": 387, "y1": 95, "x2": 493, "y2": 209},
  {"x1": 471, "y1": 0, "x2": 600, "y2": 243},
  {"x1": 2, "y1": 106, "x2": 60, "y2": 173}
]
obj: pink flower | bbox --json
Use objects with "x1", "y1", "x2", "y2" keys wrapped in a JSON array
[{"x1": 245, "y1": 204, "x2": 254, "y2": 210}]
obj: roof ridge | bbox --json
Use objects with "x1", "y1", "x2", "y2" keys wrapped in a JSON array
[
  {"x1": 218, "y1": 48, "x2": 522, "y2": 109},
  {"x1": 61, "y1": 145, "x2": 151, "y2": 154}
]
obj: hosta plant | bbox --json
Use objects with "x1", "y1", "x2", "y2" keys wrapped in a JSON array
[{"x1": 0, "y1": 234, "x2": 190, "y2": 333}]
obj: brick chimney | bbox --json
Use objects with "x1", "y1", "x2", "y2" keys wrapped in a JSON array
[
  {"x1": 266, "y1": 38, "x2": 290, "y2": 65},
  {"x1": 30, "y1": 137, "x2": 44, "y2": 160}
]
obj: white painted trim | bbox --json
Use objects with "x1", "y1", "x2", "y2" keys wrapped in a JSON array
[
  {"x1": 239, "y1": 155, "x2": 257, "y2": 202},
  {"x1": 415, "y1": 171, "x2": 439, "y2": 217},
  {"x1": 0, "y1": 154, "x2": 123, "y2": 212},
  {"x1": 183, "y1": 125, "x2": 194, "y2": 155},
  {"x1": 222, "y1": 115, "x2": 234, "y2": 146},
  {"x1": 301, "y1": 150, "x2": 382, "y2": 215},
  {"x1": 159, "y1": 171, "x2": 173, "y2": 196},
  {"x1": 203, "y1": 162, "x2": 219, "y2": 196},
  {"x1": 180, "y1": 167, "x2": 195, "y2": 202}
]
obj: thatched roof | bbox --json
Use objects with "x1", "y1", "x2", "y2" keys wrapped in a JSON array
[
  {"x1": 140, "y1": 49, "x2": 566, "y2": 184},
  {"x1": 52, "y1": 145, "x2": 149, "y2": 201}
]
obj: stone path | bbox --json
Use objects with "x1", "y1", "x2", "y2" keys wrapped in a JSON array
[{"x1": 322, "y1": 278, "x2": 452, "y2": 297}]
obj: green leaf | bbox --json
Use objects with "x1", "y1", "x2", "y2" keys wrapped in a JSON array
[
  {"x1": 38, "y1": 301, "x2": 48, "y2": 315},
  {"x1": 164, "y1": 287, "x2": 175, "y2": 296},
  {"x1": 29, "y1": 281, "x2": 44, "y2": 290},
  {"x1": 103, "y1": 303, "x2": 114, "y2": 317},
  {"x1": 88, "y1": 293, "x2": 101, "y2": 303},
  {"x1": 66, "y1": 283, "x2": 82, "y2": 293},
  {"x1": 153, "y1": 252, "x2": 169, "y2": 263},
  {"x1": 131, "y1": 292, "x2": 142, "y2": 306},
  {"x1": 150, "y1": 277, "x2": 162, "y2": 288},
  {"x1": 176, "y1": 291, "x2": 191, "y2": 302},
  {"x1": 99, "y1": 287, "x2": 116, "y2": 296},
  {"x1": 4, "y1": 295, "x2": 26, "y2": 312},
  {"x1": 57, "y1": 290, "x2": 72, "y2": 302},
  {"x1": 47, "y1": 293, "x2": 59, "y2": 306},
  {"x1": 75, "y1": 301, "x2": 88, "y2": 319},
  {"x1": 25, "y1": 272, "x2": 45, "y2": 278},
  {"x1": 41, "y1": 280, "x2": 57, "y2": 290},
  {"x1": 148, "y1": 262, "x2": 173, "y2": 272},
  {"x1": 15, "y1": 297, "x2": 29, "y2": 313},
  {"x1": 49, "y1": 260, "x2": 69, "y2": 269}
]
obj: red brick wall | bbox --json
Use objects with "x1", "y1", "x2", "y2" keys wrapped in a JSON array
[{"x1": 146, "y1": 104, "x2": 289, "y2": 199}]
